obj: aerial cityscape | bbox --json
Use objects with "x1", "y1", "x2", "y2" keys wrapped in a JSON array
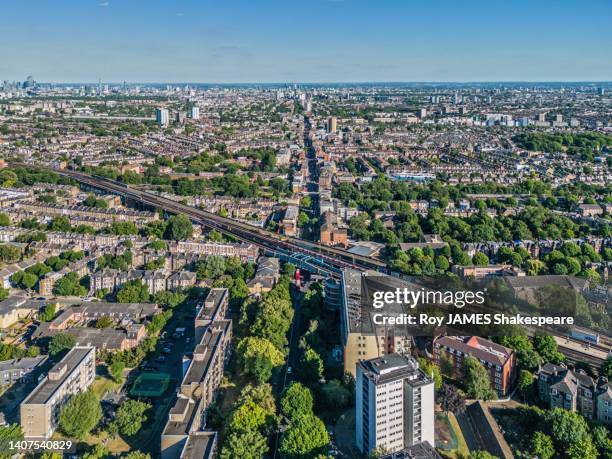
[{"x1": 0, "y1": 2, "x2": 611, "y2": 459}]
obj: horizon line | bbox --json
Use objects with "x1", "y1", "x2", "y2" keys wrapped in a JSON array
[{"x1": 16, "y1": 79, "x2": 612, "y2": 86}]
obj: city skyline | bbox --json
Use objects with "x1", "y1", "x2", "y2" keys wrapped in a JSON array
[{"x1": 2, "y1": 0, "x2": 611, "y2": 83}]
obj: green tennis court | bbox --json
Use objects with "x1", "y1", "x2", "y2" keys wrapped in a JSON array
[{"x1": 130, "y1": 372, "x2": 171, "y2": 397}]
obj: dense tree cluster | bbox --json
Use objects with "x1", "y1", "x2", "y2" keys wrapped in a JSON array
[
  {"x1": 507, "y1": 405, "x2": 611, "y2": 459},
  {"x1": 277, "y1": 382, "x2": 329, "y2": 459},
  {"x1": 81, "y1": 194, "x2": 109, "y2": 209},
  {"x1": 116, "y1": 279, "x2": 150, "y2": 303},
  {"x1": 513, "y1": 131, "x2": 612, "y2": 162},
  {"x1": 463, "y1": 356, "x2": 497, "y2": 400},
  {"x1": 98, "y1": 250, "x2": 132, "y2": 271},
  {"x1": 58, "y1": 390, "x2": 102, "y2": 439},
  {"x1": 219, "y1": 384, "x2": 276, "y2": 459},
  {"x1": 53, "y1": 272, "x2": 88, "y2": 296}
]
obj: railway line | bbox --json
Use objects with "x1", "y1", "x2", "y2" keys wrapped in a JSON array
[{"x1": 54, "y1": 169, "x2": 387, "y2": 276}]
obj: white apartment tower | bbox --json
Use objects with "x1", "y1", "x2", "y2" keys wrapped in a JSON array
[
  {"x1": 156, "y1": 107, "x2": 169, "y2": 127},
  {"x1": 190, "y1": 106, "x2": 200, "y2": 119},
  {"x1": 356, "y1": 354, "x2": 435, "y2": 455}
]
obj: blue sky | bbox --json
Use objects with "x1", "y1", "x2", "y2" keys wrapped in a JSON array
[{"x1": 1, "y1": 0, "x2": 611, "y2": 83}]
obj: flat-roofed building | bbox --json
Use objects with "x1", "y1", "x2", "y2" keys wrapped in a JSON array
[
  {"x1": 20, "y1": 346, "x2": 95, "y2": 439},
  {"x1": 179, "y1": 431, "x2": 217, "y2": 459},
  {"x1": 162, "y1": 288, "x2": 231, "y2": 459},
  {"x1": 195, "y1": 288, "x2": 228, "y2": 343},
  {"x1": 356, "y1": 354, "x2": 435, "y2": 455},
  {"x1": 341, "y1": 269, "x2": 412, "y2": 377},
  {"x1": 161, "y1": 396, "x2": 204, "y2": 459}
]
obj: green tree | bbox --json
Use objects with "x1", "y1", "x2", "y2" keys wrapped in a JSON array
[
  {"x1": 300, "y1": 347, "x2": 324, "y2": 384},
  {"x1": 115, "y1": 399, "x2": 151, "y2": 436},
  {"x1": 591, "y1": 425, "x2": 612, "y2": 459},
  {"x1": 472, "y1": 252, "x2": 489, "y2": 266},
  {"x1": 531, "y1": 432, "x2": 554, "y2": 459},
  {"x1": 39, "y1": 453, "x2": 62, "y2": 459},
  {"x1": 95, "y1": 316, "x2": 114, "y2": 328},
  {"x1": 281, "y1": 383, "x2": 314, "y2": 422},
  {"x1": 26, "y1": 345, "x2": 40, "y2": 357},
  {"x1": 147, "y1": 239, "x2": 168, "y2": 251},
  {"x1": 237, "y1": 383, "x2": 277, "y2": 415},
  {"x1": 49, "y1": 332, "x2": 75, "y2": 357},
  {"x1": 116, "y1": 279, "x2": 150, "y2": 303},
  {"x1": 122, "y1": 452, "x2": 151, "y2": 459},
  {"x1": 50, "y1": 216, "x2": 72, "y2": 232},
  {"x1": 39, "y1": 303, "x2": 57, "y2": 322},
  {"x1": 164, "y1": 214, "x2": 193, "y2": 241},
  {"x1": 197, "y1": 255, "x2": 226, "y2": 279},
  {"x1": 499, "y1": 335, "x2": 542, "y2": 371},
  {"x1": 418, "y1": 358, "x2": 442, "y2": 391},
  {"x1": 517, "y1": 370, "x2": 534, "y2": 401},
  {"x1": 237, "y1": 337, "x2": 284, "y2": 383},
  {"x1": 0, "y1": 213, "x2": 10, "y2": 226},
  {"x1": 58, "y1": 390, "x2": 102, "y2": 439},
  {"x1": 82, "y1": 444, "x2": 109, "y2": 459},
  {"x1": 283, "y1": 262, "x2": 297, "y2": 277},
  {"x1": 565, "y1": 436, "x2": 598, "y2": 459},
  {"x1": 546, "y1": 407, "x2": 591, "y2": 456},
  {"x1": 226, "y1": 399, "x2": 268, "y2": 433},
  {"x1": 109, "y1": 359, "x2": 125, "y2": 383},
  {"x1": 0, "y1": 423, "x2": 24, "y2": 458},
  {"x1": 602, "y1": 356, "x2": 612, "y2": 379},
  {"x1": 11, "y1": 271, "x2": 38, "y2": 290},
  {"x1": 435, "y1": 255, "x2": 450, "y2": 271},
  {"x1": 533, "y1": 334, "x2": 565, "y2": 364},
  {"x1": 279, "y1": 414, "x2": 329, "y2": 458},
  {"x1": 220, "y1": 428, "x2": 269, "y2": 459},
  {"x1": 463, "y1": 356, "x2": 497, "y2": 400},
  {"x1": 108, "y1": 221, "x2": 138, "y2": 236},
  {"x1": 469, "y1": 452, "x2": 498, "y2": 459},
  {"x1": 53, "y1": 272, "x2": 87, "y2": 296}
]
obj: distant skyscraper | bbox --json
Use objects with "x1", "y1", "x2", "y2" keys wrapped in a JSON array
[
  {"x1": 156, "y1": 108, "x2": 169, "y2": 127},
  {"x1": 189, "y1": 106, "x2": 200, "y2": 119},
  {"x1": 419, "y1": 108, "x2": 427, "y2": 119},
  {"x1": 538, "y1": 112, "x2": 547, "y2": 122},
  {"x1": 356, "y1": 354, "x2": 435, "y2": 455},
  {"x1": 555, "y1": 114, "x2": 563, "y2": 123},
  {"x1": 22, "y1": 75, "x2": 36, "y2": 89},
  {"x1": 599, "y1": 87, "x2": 605, "y2": 96},
  {"x1": 327, "y1": 116, "x2": 337, "y2": 133}
]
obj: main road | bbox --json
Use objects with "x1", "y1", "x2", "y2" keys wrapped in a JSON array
[{"x1": 53, "y1": 169, "x2": 387, "y2": 277}]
